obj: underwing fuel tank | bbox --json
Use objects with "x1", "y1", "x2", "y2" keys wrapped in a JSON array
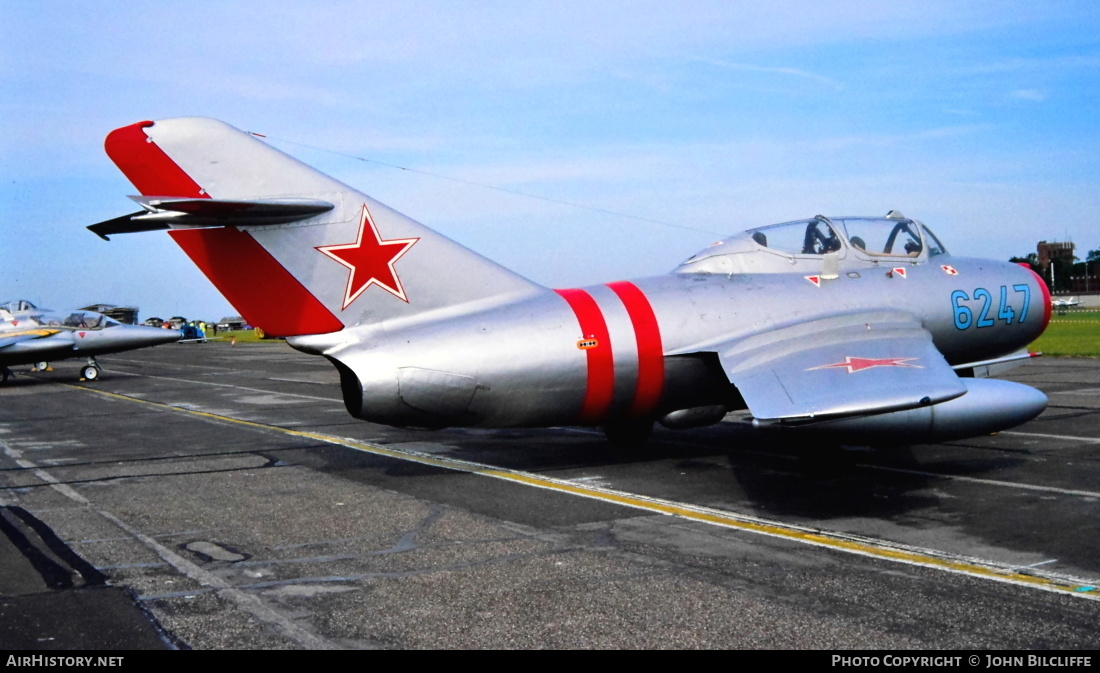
[{"x1": 753, "y1": 378, "x2": 1047, "y2": 445}]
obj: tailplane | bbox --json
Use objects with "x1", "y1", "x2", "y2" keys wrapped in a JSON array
[{"x1": 97, "y1": 118, "x2": 544, "y2": 336}]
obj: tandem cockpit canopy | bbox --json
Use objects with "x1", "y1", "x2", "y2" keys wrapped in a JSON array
[
  {"x1": 0, "y1": 301, "x2": 121, "y2": 330},
  {"x1": 676, "y1": 212, "x2": 948, "y2": 276}
]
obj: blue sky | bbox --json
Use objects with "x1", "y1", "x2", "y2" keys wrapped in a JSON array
[{"x1": 2, "y1": 1, "x2": 1099, "y2": 321}]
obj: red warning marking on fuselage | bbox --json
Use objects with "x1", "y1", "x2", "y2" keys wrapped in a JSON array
[
  {"x1": 941, "y1": 265, "x2": 958, "y2": 275},
  {"x1": 577, "y1": 339, "x2": 599, "y2": 350},
  {"x1": 805, "y1": 276, "x2": 821, "y2": 287},
  {"x1": 891, "y1": 267, "x2": 907, "y2": 278}
]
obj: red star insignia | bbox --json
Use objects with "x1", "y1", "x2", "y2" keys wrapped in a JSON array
[
  {"x1": 808, "y1": 356, "x2": 923, "y2": 373},
  {"x1": 316, "y1": 204, "x2": 419, "y2": 308}
]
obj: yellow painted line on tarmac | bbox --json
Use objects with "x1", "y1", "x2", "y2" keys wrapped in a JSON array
[{"x1": 69, "y1": 383, "x2": 1100, "y2": 601}]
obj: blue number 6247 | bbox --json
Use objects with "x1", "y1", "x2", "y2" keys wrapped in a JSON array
[{"x1": 953, "y1": 284, "x2": 1030, "y2": 330}]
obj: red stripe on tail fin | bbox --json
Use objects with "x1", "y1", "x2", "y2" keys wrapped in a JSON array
[
  {"x1": 105, "y1": 121, "x2": 208, "y2": 198},
  {"x1": 170, "y1": 228, "x2": 344, "y2": 337}
]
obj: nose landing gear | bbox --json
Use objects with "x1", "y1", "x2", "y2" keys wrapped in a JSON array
[{"x1": 81, "y1": 358, "x2": 101, "y2": 381}]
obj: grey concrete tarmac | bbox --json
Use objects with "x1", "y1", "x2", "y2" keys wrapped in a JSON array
[{"x1": 0, "y1": 343, "x2": 1098, "y2": 649}]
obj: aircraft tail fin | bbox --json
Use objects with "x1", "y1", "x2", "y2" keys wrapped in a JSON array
[{"x1": 102, "y1": 118, "x2": 544, "y2": 337}]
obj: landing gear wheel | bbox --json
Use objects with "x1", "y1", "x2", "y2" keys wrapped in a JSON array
[
  {"x1": 34, "y1": 362, "x2": 49, "y2": 372},
  {"x1": 81, "y1": 365, "x2": 100, "y2": 381},
  {"x1": 603, "y1": 420, "x2": 654, "y2": 449}
]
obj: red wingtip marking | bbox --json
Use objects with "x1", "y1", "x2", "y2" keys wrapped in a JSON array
[
  {"x1": 170, "y1": 228, "x2": 344, "y2": 338},
  {"x1": 105, "y1": 120, "x2": 207, "y2": 198}
]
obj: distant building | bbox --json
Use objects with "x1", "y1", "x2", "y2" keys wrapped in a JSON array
[
  {"x1": 79, "y1": 303, "x2": 139, "y2": 325},
  {"x1": 1036, "y1": 241, "x2": 1076, "y2": 292},
  {"x1": 1037, "y1": 241, "x2": 1100, "y2": 293},
  {"x1": 1037, "y1": 241, "x2": 1075, "y2": 272}
]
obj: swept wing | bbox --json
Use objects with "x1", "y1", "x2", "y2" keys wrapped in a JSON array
[{"x1": 709, "y1": 310, "x2": 966, "y2": 424}]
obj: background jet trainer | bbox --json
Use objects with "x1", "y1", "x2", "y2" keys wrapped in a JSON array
[
  {"x1": 91, "y1": 118, "x2": 1050, "y2": 445},
  {"x1": 0, "y1": 300, "x2": 181, "y2": 382}
]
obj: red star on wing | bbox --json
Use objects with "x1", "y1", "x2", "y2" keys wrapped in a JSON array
[
  {"x1": 808, "y1": 356, "x2": 923, "y2": 373},
  {"x1": 316, "y1": 204, "x2": 419, "y2": 308}
]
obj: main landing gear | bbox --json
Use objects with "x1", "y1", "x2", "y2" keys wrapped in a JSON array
[{"x1": 27, "y1": 359, "x2": 102, "y2": 382}]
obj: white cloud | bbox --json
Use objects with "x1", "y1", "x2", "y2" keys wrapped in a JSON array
[
  {"x1": 693, "y1": 58, "x2": 844, "y2": 91},
  {"x1": 1012, "y1": 89, "x2": 1048, "y2": 102}
]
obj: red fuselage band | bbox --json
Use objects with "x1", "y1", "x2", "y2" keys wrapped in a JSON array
[
  {"x1": 555, "y1": 288, "x2": 615, "y2": 424},
  {"x1": 607, "y1": 281, "x2": 665, "y2": 417},
  {"x1": 556, "y1": 283, "x2": 665, "y2": 424}
]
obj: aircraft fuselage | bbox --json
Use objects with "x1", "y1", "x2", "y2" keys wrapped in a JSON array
[{"x1": 292, "y1": 256, "x2": 1047, "y2": 435}]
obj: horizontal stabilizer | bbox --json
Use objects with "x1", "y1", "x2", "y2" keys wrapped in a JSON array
[
  {"x1": 88, "y1": 197, "x2": 335, "y2": 240},
  {"x1": 88, "y1": 211, "x2": 169, "y2": 240}
]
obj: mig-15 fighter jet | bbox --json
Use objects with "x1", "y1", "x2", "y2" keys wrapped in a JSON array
[{"x1": 89, "y1": 118, "x2": 1050, "y2": 446}]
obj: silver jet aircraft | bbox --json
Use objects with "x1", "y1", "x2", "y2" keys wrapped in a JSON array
[
  {"x1": 90, "y1": 118, "x2": 1051, "y2": 445},
  {"x1": 0, "y1": 300, "x2": 182, "y2": 383}
]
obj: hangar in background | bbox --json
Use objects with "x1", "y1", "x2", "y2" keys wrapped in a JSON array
[{"x1": 79, "y1": 304, "x2": 138, "y2": 325}]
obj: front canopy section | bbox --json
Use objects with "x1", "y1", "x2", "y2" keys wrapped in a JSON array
[
  {"x1": 0, "y1": 301, "x2": 121, "y2": 331},
  {"x1": 676, "y1": 212, "x2": 948, "y2": 276}
]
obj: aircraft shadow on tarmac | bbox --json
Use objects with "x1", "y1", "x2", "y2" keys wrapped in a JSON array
[{"x1": 290, "y1": 420, "x2": 1029, "y2": 523}]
